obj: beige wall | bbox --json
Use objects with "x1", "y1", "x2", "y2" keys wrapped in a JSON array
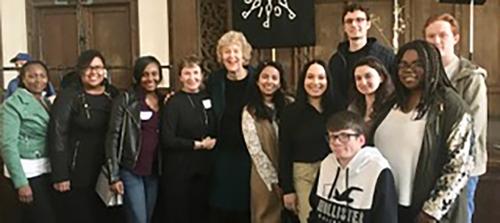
[
  {"x1": 138, "y1": 0, "x2": 170, "y2": 87},
  {"x1": 0, "y1": 0, "x2": 28, "y2": 89}
]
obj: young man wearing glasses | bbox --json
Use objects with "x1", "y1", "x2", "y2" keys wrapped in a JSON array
[
  {"x1": 308, "y1": 111, "x2": 397, "y2": 223},
  {"x1": 328, "y1": 3, "x2": 395, "y2": 112},
  {"x1": 424, "y1": 14, "x2": 488, "y2": 223}
]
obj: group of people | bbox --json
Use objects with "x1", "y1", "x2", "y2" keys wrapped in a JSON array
[{"x1": 0, "y1": 3, "x2": 487, "y2": 223}]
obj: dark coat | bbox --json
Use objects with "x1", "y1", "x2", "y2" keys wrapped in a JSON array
[
  {"x1": 49, "y1": 81, "x2": 118, "y2": 187},
  {"x1": 205, "y1": 67, "x2": 256, "y2": 210}
]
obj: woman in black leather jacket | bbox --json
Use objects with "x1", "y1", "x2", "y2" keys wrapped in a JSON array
[
  {"x1": 105, "y1": 56, "x2": 163, "y2": 223},
  {"x1": 48, "y1": 49, "x2": 119, "y2": 223}
]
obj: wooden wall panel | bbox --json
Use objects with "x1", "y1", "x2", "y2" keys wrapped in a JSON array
[
  {"x1": 89, "y1": 4, "x2": 136, "y2": 89},
  {"x1": 168, "y1": 0, "x2": 200, "y2": 90},
  {"x1": 315, "y1": 1, "x2": 345, "y2": 62},
  {"x1": 468, "y1": 1, "x2": 500, "y2": 117},
  {"x1": 35, "y1": 7, "x2": 78, "y2": 88}
]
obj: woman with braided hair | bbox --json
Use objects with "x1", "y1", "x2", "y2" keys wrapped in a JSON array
[{"x1": 372, "y1": 40, "x2": 474, "y2": 223}]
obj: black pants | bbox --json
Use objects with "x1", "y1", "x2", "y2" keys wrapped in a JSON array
[
  {"x1": 398, "y1": 205, "x2": 416, "y2": 223},
  {"x1": 209, "y1": 207, "x2": 250, "y2": 223},
  {"x1": 161, "y1": 173, "x2": 211, "y2": 223},
  {"x1": 54, "y1": 186, "x2": 124, "y2": 223},
  {"x1": 0, "y1": 169, "x2": 20, "y2": 223},
  {"x1": 2, "y1": 174, "x2": 57, "y2": 223}
]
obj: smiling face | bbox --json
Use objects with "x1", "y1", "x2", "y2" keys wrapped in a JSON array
[
  {"x1": 140, "y1": 63, "x2": 161, "y2": 92},
  {"x1": 180, "y1": 64, "x2": 203, "y2": 93},
  {"x1": 343, "y1": 10, "x2": 371, "y2": 41},
  {"x1": 81, "y1": 57, "x2": 105, "y2": 88},
  {"x1": 354, "y1": 65, "x2": 384, "y2": 96},
  {"x1": 328, "y1": 129, "x2": 365, "y2": 166},
  {"x1": 398, "y1": 49, "x2": 424, "y2": 92},
  {"x1": 304, "y1": 63, "x2": 328, "y2": 100},
  {"x1": 21, "y1": 64, "x2": 48, "y2": 96},
  {"x1": 257, "y1": 66, "x2": 281, "y2": 98},
  {"x1": 425, "y1": 20, "x2": 459, "y2": 61},
  {"x1": 221, "y1": 43, "x2": 244, "y2": 73}
]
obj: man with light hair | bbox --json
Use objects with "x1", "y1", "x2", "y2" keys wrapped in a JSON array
[{"x1": 424, "y1": 13, "x2": 488, "y2": 223}]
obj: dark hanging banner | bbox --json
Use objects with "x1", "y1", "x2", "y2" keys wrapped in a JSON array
[{"x1": 232, "y1": 0, "x2": 316, "y2": 49}]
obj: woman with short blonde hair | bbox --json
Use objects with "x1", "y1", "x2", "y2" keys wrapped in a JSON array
[
  {"x1": 207, "y1": 30, "x2": 255, "y2": 223},
  {"x1": 216, "y1": 30, "x2": 253, "y2": 66}
]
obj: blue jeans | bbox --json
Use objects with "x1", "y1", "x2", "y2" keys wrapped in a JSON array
[
  {"x1": 120, "y1": 169, "x2": 158, "y2": 223},
  {"x1": 467, "y1": 176, "x2": 479, "y2": 223}
]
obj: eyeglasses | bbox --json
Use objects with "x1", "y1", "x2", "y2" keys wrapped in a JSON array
[
  {"x1": 344, "y1": 17, "x2": 367, "y2": 24},
  {"x1": 398, "y1": 62, "x2": 424, "y2": 72},
  {"x1": 327, "y1": 132, "x2": 360, "y2": 143}
]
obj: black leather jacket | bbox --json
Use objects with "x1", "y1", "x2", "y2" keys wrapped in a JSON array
[
  {"x1": 49, "y1": 81, "x2": 118, "y2": 184},
  {"x1": 105, "y1": 88, "x2": 163, "y2": 183}
]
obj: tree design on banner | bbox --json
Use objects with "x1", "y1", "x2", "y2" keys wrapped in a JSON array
[
  {"x1": 233, "y1": 0, "x2": 315, "y2": 48},
  {"x1": 241, "y1": 0, "x2": 297, "y2": 29}
]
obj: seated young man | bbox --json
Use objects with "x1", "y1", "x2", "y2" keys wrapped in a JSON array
[{"x1": 308, "y1": 111, "x2": 397, "y2": 223}]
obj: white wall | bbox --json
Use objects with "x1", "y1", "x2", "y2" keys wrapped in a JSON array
[
  {"x1": 138, "y1": 0, "x2": 170, "y2": 88},
  {"x1": 0, "y1": 0, "x2": 170, "y2": 89},
  {"x1": 1, "y1": 0, "x2": 28, "y2": 89}
]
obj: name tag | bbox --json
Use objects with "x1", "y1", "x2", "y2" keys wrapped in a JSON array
[
  {"x1": 140, "y1": 111, "x2": 153, "y2": 120},
  {"x1": 202, "y1": 99, "x2": 212, "y2": 109}
]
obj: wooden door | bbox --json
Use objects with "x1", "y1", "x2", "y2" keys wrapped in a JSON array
[{"x1": 27, "y1": 0, "x2": 138, "y2": 90}]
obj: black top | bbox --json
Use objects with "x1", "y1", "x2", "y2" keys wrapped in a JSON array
[
  {"x1": 70, "y1": 93, "x2": 112, "y2": 187},
  {"x1": 161, "y1": 90, "x2": 217, "y2": 175},
  {"x1": 218, "y1": 77, "x2": 250, "y2": 150},
  {"x1": 208, "y1": 73, "x2": 253, "y2": 211},
  {"x1": 279, "y1": 102, "x2": 330, "y2": 193},
  {"x1": 49, "y1": 82, "x2": 118, "y2": 186}
]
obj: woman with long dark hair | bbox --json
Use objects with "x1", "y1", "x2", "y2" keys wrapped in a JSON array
[
  {"x1": 372, "y1": 40, "x2": 473, "y2": 223},
  {"x1": 0, "y1": 61, "x2": 56, "y2": 223},
  {"x1": 105, "y1": 56, "x2": 163, "y2": 223},
  {"x1": 349, "y1": 56, "x2": 394, "y2": 122},
  {"x1": 279, "y1": 60, "x2": 336, "y2": 223},
  {"x1": 49, "y1": 49, "x2": 119, "y2": 223},
  {"x1": 241, "y1": 61, "x2": 292, "y2": 223}
]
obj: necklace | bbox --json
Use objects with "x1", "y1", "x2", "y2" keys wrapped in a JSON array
[{"x1": 187, "y1": 94, "x2": 208, "y2": 126}]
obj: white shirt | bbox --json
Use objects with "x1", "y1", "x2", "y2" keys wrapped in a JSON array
[
  {"x1": 373, "y1": 108, "x2": 427, "y2": 206},
  {"x1": 445, "y1": 56, "x2": 460, "y2": 80},
  {"x1": 4, "y1": 158, "x2": 51, "y2": 179}
]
